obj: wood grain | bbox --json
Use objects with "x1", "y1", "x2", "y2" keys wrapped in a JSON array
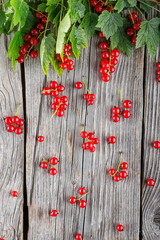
[
  {"x1": 24, "y1": 35, "x2": 144, "y2": 239},
  {"x1": 0, "y1": 34, "x2": 24, "y2": 240}
]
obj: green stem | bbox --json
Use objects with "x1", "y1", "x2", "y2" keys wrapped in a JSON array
[
  {"x1": 50, "y1": 102, "x2": 62, "y2": 119},
  {"x1": 60, "y1": 0, "x2": 64, "y2": 22},
  {"x1": 111, "y1": 152, "x2": 123, "y2": 177},
  {"x1": 15, "y1": 103, "x2": 21, "y2": 116},
  {"x1": 138, "y1": 0, "x2": 160, "y2": 13},
  {"x1": 77, "y1": 192, "x2": 89, "y2": 201},
  {"x1": 29, "y1": 6, "x2": 46, "y2": 17},
  {"x1": 120, "y1": 90, "x2": 123, "y2": 112},
  {"x1": 135, "y1": 5, "x2": 148, "y2": 21},
  {"x1": 83, "y1": 76, "x2": 90, "y2": 94},
  {"x1": 129, "y1": 10, "x2": 135, "y2": 24},
  {"x1": 44, "y1": 18, "x2": 49, "y2": 37}
]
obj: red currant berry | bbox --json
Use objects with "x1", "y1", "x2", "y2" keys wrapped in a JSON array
[
  {"x1": 37, "y1": 136, "x2": 44, "y2": 142},
  {"x1": 109, "y1": 168, "x2": 115, "y2": 175},
  {"x1": 119, "y1": 171, "x2": 127, "y2": 179},
  {"x1": 7, "y1": 125, "x2": 15, "y2": 132},
  {"x1": 63, "y1": 44, "x2": 68, "y2": 53},
  {"x1": 88, "y1": 132, "x2": 95, "y2": 140},
  {"x1": 153, "y1": 141, "x2": 160, "y2": 149},
  {"x1": 11, "y1": 191, "x2": 18, "y2": 197},
  {"x1": 132, "y1": 36, "x2": 137, "y2": 44},
  {"x1": 30, "y1": 28, "x2": 39, "y2": 37},
  {"x1": 122, "y1": 110, "x2": 131, "y2": 118},
  {"x1": 50, "y1": 81, "x2": 58, "y2": 89},
  {"x1": 75, "y1": 234, "x2": 82, "y2": 240},
  {"x1": 123, "y1": 100, "x2": 132, "y2": 108},
  {"x1": 79, "y1": 200, "x2": 87, "y2": 208},
  {"x1": 50, "y1": 157, "x2": 58, "y2": 165},
  {"x1": 75, "y1": 82, "x2": 83, "y2": 89},
  {"x1": 133, "y1": 20, "x2": 142, "y2": 30},
  {"x1": 11, "y1": 116, "x2": 19, "y2": 124},
  {"x1": 36, "y1": 23, "x2": 45, "y2": 31},
  {"x1": 35, "y1": 12, "x2": 42, "y2": 19},
  {"x1": 67, "y1": 64, "x2": 74, "y2": 71},
  {"x1": 15, "y1": 127, "x2": 22, "y2": 135},
  {"x1": 60, "y1": 62, "x2": 67, "y2": 69},
  {"x1": 82, "y1": 143, "x2": 88, "y2": 150},
  {"x1": 80, "y1": 131, "x2": 88, "y2": 138},
  {"x1": 78, "y1": 187, "x2": 86, "y2": 195},
  {"x1": 99, "y1": 42, "x2": 108, "y2": 50},
  {"x1": 108, "y1": 136, "x2": 116, "y2": 144},
  {"x1": 157, "y1": 77, "x2": 160, "y2": 82},
  {"x1": 112, "y1": 115, "x2": 120, "y2": 122},
  {"x1": 109, "y1": 65, "x2": 115, "y2": 73},
  {"x1": 89, "y1": 146, "x2": 96, "y2": 152},
  {"x1": 56, "y1": 54, "x2": 62, "y2": 61},
  {"x1": 19, "y1": 46, "x2": 28, "y2": 55},
  {"x1": 30, "y1": 51, "x2": 38, "y2": 58},
  {"x1": 40, "y1": 162, "x2": 48, "y2": 169},
  {"x1": 156, "y1": 62, "x2": 160, "y2": 68},
  {"x1": 57, "y1": 85, "x2": 65, "y2": 92},
  {"x1": 111, "y1": 49, "x2": 120, "y2": 58},
  {"x1": 54, "y1": 97, "x2": 61, "y2": 104},
  {"x1": 51, "y1": 103, "x2": 59, "y2": 110},
  {"x1": 99, "y1": 31, "x2": 105, "y2": 38},
  {"x1": 49, "y1": 168, "x2": 57, "y2": 175},
  {"x1": 114, "y1": 175, "x2": 120, "y2": 182},
  {"x1": 4, "y1": 117, "x2": 12, "y2": 125},
  {"x1": 92, "y1": 138, "x2": 99, "y2": 144},
  {"x1": 42, "y1": 87, "x2": 51, "y2": 95},
  {"x1": 129, "y1": 12, "x2": 138, "y2": 21},
  {"x1": 67, "y1": 43, "x2": 72, "y2": 50},
  {"x1": 126, "y1": 28, "x2": 134, "y2": 36},
  {"x1": 157, "y1": 70, "x2": 160, "y2": 75},
  {"x1": 88, "y1": 142, "x2": 94, "y2": 149},
  {"x1": 101, "y1": 60, "x2": 109, "y2": 68},
  {"x1": 24, "y1": 42, "x2": 31, "y2": 50},
  {"x1": 111, "y1": 58, "x2": 118, "y2": 66},
  {"x1": 60, "y1": 103, "x2": 68, "y2": 110},
  {"x1": 24, "y1": 33, "x2": 32, "y2": 42},
  {"x1": 56, "y1": 109, "x2": 64, "y2": 117},
  {"x1": 61, "y1": 96, "x2": 68, "y2": 103},
  {"x1": 102, "y1": 74, "x2": 110, "y2": 82},
  {"x1": 121, "y1": 162, "x2": 128, "y2": 169},
  {"x1": 67, "y1": 59, "x2": 73, "y2": 65},
  {"x1": 66, "y1": 51, "x2": 71, "y2": 57},
  {"x1": 95, "y1": 3, "x2": 103, "y2": 13},
  {"x1": 41, "y1": 16, "x2": 47, "y2": 24},
  {"x1": 102, "y1": 51, "x2": 110, "y2": 58},
  {"x1": 89, "y1": 94, "x2": 95, "y2": 99},
  {"x1": 69, "y1": 197, "x2": 77, "y2": 204},
  {"x1": 147, "y1": 178, "x2": 155, "y2": 186},
  {"x1": 18, "y1": 56, "x2": 24, "y2": 63},
  {"x1": 90, "y1": 0, "x2": 98, "y2": 7},
  {"x1": 116, "y1": 225, "x2": 124, "y2": 232},
  {"x1": 99, "y1": 67, "x2": 108, "y2": 74},
  {"x1": 30, "y1": 37, "x2": 39, "y2": 46},
  {"x1": 83, "y1": 94, "x2": 89, "y2": 100},
  {"x1": 112, "y1": 107, "x2": 120, "y2": 115},
  {"x1": 50, "y1": 210, "x2": 58, "y2": 217},
  {"x1": 88, "y1": 99, "x2": 94, "y2": 105},
  {"x1": 17, "y1": 119, "x2": 24, "y2": 126}
]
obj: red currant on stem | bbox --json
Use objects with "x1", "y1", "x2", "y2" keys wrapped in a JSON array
[
  {"x1": 116, "y1": 224, "x2": 124, "y2": 232},
  {"x1": 80, "y1": 131, "x2": 88, "y2": 138},
  {"x1": 75, "y1": 234, "x2": 82, "y2": 240},
  {"x1": 112, "y1": 107, "x2": 121, "y2": 115},
  {"x1": 75, "y1": 82, "x2": 83, "y2": 89},
  {"x1": 7, "y1": 125, "x2": 15, "y2": 132},
  {"x1": 114, "y1": 175, "x2": 120, "y2": 182},
  {"x1": 69, "y1": 197, "x2": 77, "y2": 204},
  {"x1": 11, "y1": 191, "x2": 18, "y2": 197},
  {"x1": 153, "y1": 141, "x2": 160, "y2": 149},
  {"x1": 147, "y1": 178, "x2": 155, "y2": 186},
  {"x1": 119, "y1": 171, "x2": 127, "y2": 179},
  {"x1": 30, "y1": 51, "x2": 38, "y2": 58},
  {"x1": 109, "y1": 168, "x2": 116, "y2": 175},
  {"x1": 50, "y1": 157, "x2": 58, "y2": 165},
  {"x1": 121, "y1": 162, "x2": 128, "y2": 169},
  {"x1": 108, "y1": 136, "x2": 116, "y2": 144},
  {"x1": 112, "y1": 115, "x2": 120, "y2": 122},
  {"x1": 49, "y1": 168, "x2": 57, "y2": 175},
  {"x1": 122, "y1": 110, "x2": 131, "y2": 118},
  {"x1": 78, "y1": 187, "x2": 86, "y2": 195},
  {"x1": 18, "y1": 56, "x2": 24, "y2": 63},
  {"x1": 99, "y1": 31, "x2": 105, "y2": 38},
  {"x1": 37, "y1": 136, "x2": 44, "y2": 142},
  {"x1": 4, "y1": 117, "x2": 12, "y2": 125},
  {"x1": 129, "y1": 12, "x2": 138, "y2": 22},
  {"x1": 40, "y1": 161, "x2": 48, "y2": 169},
  {"x1": 50, "y1": 210, "x2": 58, "y2": 217},
  {"x1": 15, "y1": 127, "x2": 22, "y2": 135},
  {"x1": 123, "y1": 100, "x2": 132, "y2": 108},
  {"x1": 79, "y1": 200, "x2": 87, "y2": 208},
  {"x1": 42, "y1": 87, "x2": 51, "y2": 95},
  {"x1": 132, "y1": 36, "x2": 137, "y2": 44},
  {"x1": 156, "y1": 62, "x2": 160, "y2": 68}
]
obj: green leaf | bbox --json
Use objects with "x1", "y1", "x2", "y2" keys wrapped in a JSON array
[
  {"x1": 136, "y1": 18, "x2": 160, "y2": 59},
  {"x1": 68, "y1": 0, "x2": 86, "y2": 23},
  {"x1": 128, "y1": 0, "x2": 137, "y2": 6},
  {"x1": 20, "y1": 11, "x2": 38, "y2": 36},
  {"x1": 81, "y1": 13, "x2": 98, "y2": 39},
  {"x1": 96, "y1": 10, "x2": 123, "y2": 39},
  {"x1": 47, "y1": 0, "x2": 61, "y2": 5},
  {"x1": 111, "y1": 19, "x2": 132, "y2": 56},
  {"x1": 140, "y1": 1, "x2": 157, "y2": 14},
  {"x1": 70, "y1": 25, "x2": 88, "y2": 59},
  {"x1": 10, "y1": 0, "x2": 29, "y2": 27},
  {"x1": 51, "y1": 58, "x2": 64, "y2": 76},
  {"x1": 0, "y1": 9, "x2": 6, "y2": 28},
  {"x1": 114, "y1": 0, "x2": 130, "y2": 13},
  {"x1": 37, "y1": 3, "x2": 47, "y2": 12},
  {"x1": 40, "y1": 34, "x2": 56, "y2": 75},
  {"x1": 7, "y1": 31, "x2": 24, "y2": 70},
  {"x1": 46, "y1": 5, "x2": 61, "y2": 22},
  {"x1": 56, "y1": 12, "x2": 71, "y2": 54}
]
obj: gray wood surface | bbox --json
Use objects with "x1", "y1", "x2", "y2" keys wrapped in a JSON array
[
  {"x1": 0, "y1": 12, "x2": 160, "y2": 240},
  {"x1": 0, "y1": 35, "x2": 24, "y2": 240}
]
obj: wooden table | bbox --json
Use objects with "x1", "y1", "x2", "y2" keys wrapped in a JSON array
[{"x1": 0, "y1": 18, "x2": 160, "y2": 240}]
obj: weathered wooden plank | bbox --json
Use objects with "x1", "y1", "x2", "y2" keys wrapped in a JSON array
[
  {"x1": 142, "y1": 12, "x2": 160, "y2": 240},
  {"x1": 25, "y1": 35, "x2": 144, "y2": 239},
  {"x1": 0, "y1": 35, "x2": 24, "y2": 240}
]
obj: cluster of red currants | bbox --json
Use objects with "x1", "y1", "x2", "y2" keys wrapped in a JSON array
[
  {"x1": 56, "y1": 44, "x2": 74, "y2": 71},
  {"x1": 42, "y1": 81, "x2": 68, "y2": 117},
  {"x1": 18, "y1": 7, "x2": 48, "y2": 63},
  {"x1": 109, "y1": 161, "x2": 128, "y2": 182},
  {"x1": 153, "y1": 141, "x2": 160, "y2": 149},
  {"x1": 156, "y1": 62, "x2": 160, "y2": 82},
  {"x1": 81, "y1": 130, "x2": 99, "y2": 152},
  {"x1": 40, "y1": 157, "x2": 58, "y2": 176},
  {"x1": 126, "y1": 12, "x2": 141, "y2": 45},
  {"x1": 69, "y1": 187, "x2": 88, "y2": 208},
  {"x1": 83, "y1": 93, "x2": 95, "y2": 105},
  {"x1": 89, "y1": 0, "x2": 115, "y2": 13},
  {"x1": 98, "y1": 35, "x2": 120, "y2": 82},
  {"x1": 4, "y1": 116, "x2": 24, "y2": 134},
  {"x1": 112, "y1": 99, "x2": 132, "y2": 122}
]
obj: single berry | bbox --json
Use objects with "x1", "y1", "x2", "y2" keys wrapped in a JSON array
[
  {"x1": 35, "y1": 12, "x2": 42, "y2": 19},
  {"x1": 147, "y1": 178, "x2": 155, "y2": 186},
  {"x1": 102, "y1": 51, "x2": 110, "y2": 58},
  {"x1": 50, "y1": 81, "x2": 58, "y2": 89},
  {"x1": 37, "y1": 136, "x2": 44, "y2": 142},
  {"x1": 126, "y1": 28, "x2": 134, "y2": 36},
  {"x1": 87, "y1": 132, "x2": 95, "y2": 140},
  {"x1": 18, "y1": 56, "x2": 24, "y2": 63},
  {"x1": 61, "y1": 96, "x2": 68, "y2": 103},
  {"x1": 132, "y1": 36, "x2": 137, "y2": 44},
  {"x1": 67, "y1": 43, "x2": 72, "y2": 50},
  {"x1": 122, "y1": 110, "x2": 131, "y2": 118},
  {"x1": 56, "y1": 54, "x2": 62, "y2": 61},
  {"x1": 121, "y1": 162, "x2": 128, "y2": 170},
  {"x1": 119, "y1": 171, "x2": 127, "y2": 179},
  {"x1": 11, "y1": 191, "x2": 18, "y2": 197},
  {"x1": 49, "y1": 168, "x2": 57, "y2": 175},
  {"x1": 15, "y1": 127, "x2": 22, "y2": 135},
  {"x1": 95, "y1": 3, "x2": 103, "y2": 13},
  {"x1": 50, "y1": 210, "x2": 58, "y2": 217},
  {"x1": 112, "y1": 107, "x2": 121, "y2": 115},
  {"x1": 99, "y1": 31, "x2": 105, "y2": 38},
  {"x1": 36, "y1": 23, "x2": 45, "y2": 31},
  {"x1": 116, "y1": 225, "x2": 124, "y2": 232},
  {"x1": 75, "y1": 82, "x2": 83, "y2": 89},
  {"x1": 67, "y1": 64, "x2": 74, "y2": 71},
  {"x1": 42, "y1": 87, "x2": 51, "y2": 95},
  {"x1": 40, "y1": 162, "x2": 48, "y2": 169},
  {"x1": 89, "y1": 94, "x2": 95, "y2": 99},
  {"x1": 30, "y1": 51, "x2": 38, "y2": 58},
  {"x1": 111, "y1": 58, "x2": 118, "y2": 66},
  {"x1": 24, "y1": 33, "x2": 32, "y2": 42},
  {"x1": 19, "y1": 46, "x2": 28, "y2": 55},
  {"x1": 109, "y1": 65, "x2": 115, "y2": 73},
  {"x1": 157, "y1": 77, "x2": 160, "y2": 82},
  {"x1": 123, "y1": 100, "x2": 132, "y2": 108},
  {"x1": 109, "y1": 169, "x2": 115, "y2": 175},
  {"x1": 30, "y1": 28, "x2": 39, "y2": 37},
  {"x1": 80, "y1": 131, "x2": 88, "y2": 138},
  {"x1": 89, "y1": 146, "x2": 96, "y2": 152},
  {"x1": 157, "y1": 70, "x2": 160, "y2": 75},
  {"x1": 156, "y1": 62, "x2": 160, "y2": 68},
  {"x1": 83, "y1": 94, "x2": 89, "y2": 100},
  {"x1": 67, "y1": 59, "x2": 73, "y2": 65},
  {"x1": 114, "y1": 175, "x2": 120, "y2": 182},
  {"x1": 129, "y1": 12, "x2": 138, "y2": 21},
  {"x1": 17, "y1": 119, "x2": 24, "y2": 126},
  {"x1": 12, "y1": 116, "x2": 19, "y2": 124},
  {"x1": 57, "y1": 85, "x2": 65, "y2": 92},
  {"x1": 75, "y1": 234, "x2": 82, "y2": 240},
  {"x1": 111, "y1": 49, "x2": 120, "y2": 58},
  {"x1": 7, "y1": 125, "x2": 15, "y2": 132},
  {"x1": 92, "y1": 138, "x2": 99, "y2": 144},
  {"x1": 50, "y1": 157, "x2": 58, "y2": 165},
  {"x1": 102, "y1": 74, "x2": 110, "y2": 82},
  {"x1": 112, "y1": 115, "x2": 120, "y2": 122},
  {"x1": 78, "y1": 187, "x2": 86, "y2": 195},
  {"x1": 24, "y1": 42, "x2": 31, "y2": 49},
  {"x1": 90, "y1": 0, "x2": 98, "y2": 7},
  {"x1": 54, "y1": 97, "x2": 61, "y2": 104},
  {"x1": 56, "y1": 109, "x2": 64, "y2": 117},
  {"x1": 30, "y1": 37, "x2": 39, "y2": 46},
  {"x1": 51, "y1": 103, "x2": 59, "y2": 110},
  {"x1": 41, "y1": 16, "x2": 47, "y2": 24},
  {"x1": 88, "y1": 99, "x2": 94, "y2": 105},
  {"x1": 99, "y1": 42, "x2": 108, "y2": 50},
  {"x1": 60, "y1": 62, "x2": 67, "y2": 69},
  {"x1": 60, "y1": 103, "x2": 68, "y2": 110},
  {"x1": 153, "y1": 141, "x2": 160, "y2": 149},
  {"x1": 4, "y1": 117, "x2": 12, "y2": 125},
  {"x1": 108, "y1": 136, "x2": 116, "y2": 144},
  {"x1": 69, "y1": 196, "x2": 77, "y2": 204},
  {"x1": 133, "y1": 20, "x2": 142, "y2": 30},
  {"x1": 79, "y1": 200, "x2": 87, "y2": 208}
]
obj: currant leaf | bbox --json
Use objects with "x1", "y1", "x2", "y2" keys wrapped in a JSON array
[
  {"x1": 68, "y1": 0, "x2": 86, "y2": 23},
  {"x1": 10, "y1": 0, "x2": 29, "y2": 28},
  {"x1": 46, "y1": 5, "x2": 61, "y2": 22},
  {"x1": 40, "y1": 33, "x2": 56, "y2": 75},
  {"x1": 70, "y1": 25, "x2": 88, "y2": 59},
  {"x1": 114, "y1": 0, "x2": 130, "y2": 13},
  {"x1": 37, "y1": 3, "x2": 47, "y2": 12},
  {"x1": 0, "y1": 9, "x2": 6, "y2": 28},
  {"x1": 56, "y1": 12, "x2": 71, "y2": 54},
  {"x1": 128, "y1": 0, "x2": 137, "y2": 7},
  {"x1": 47, "y1": 0, "x2": 61, "y2": 5},
  {"x1": 81, "y1": 12, "x2": 98, "y2": 39},
  {"x1": 7, "y1": 31, "x2": 24, "y2": 70},
  {"x1": 51, "y1": 59, "x2": 64, "y2": 76},
  {"x1": 20, "y1": 12, "x2": 38, "y2": 36},
  {"x1": 96, "y1": 11, "x2": 123, "y2": 39},
  {"x1": 140, "y1": 1, "x2": 157, "y2": 14},
  {"x1": 136, "y1": 18, "x2": 160, "y2": 59}
]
